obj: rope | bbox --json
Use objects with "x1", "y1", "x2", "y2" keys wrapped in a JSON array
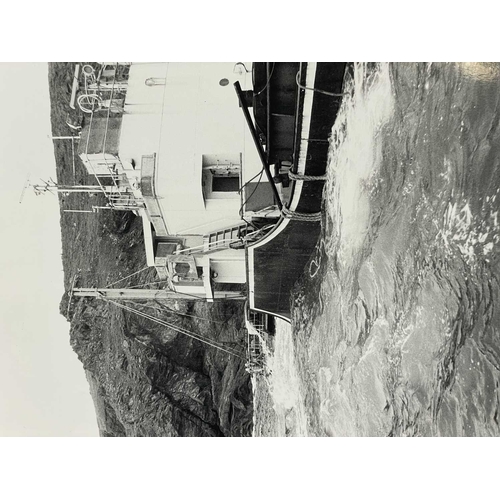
[
  {"x1": 122, "y1": 299, "x2": 229, "y2": 325},
  {"x1": 104, "y1": 266, "x2": 150, "y2": 288},
  {"x1": 282, "y1": 205, "x2": 323, "y2": 222},
  {"x1": 104, "y1": 297, "x2": 245, "y2": 359},
  {"x1": 126, "y1": 279, "x2": 171, "y2": 289},
  {"x1": 288, "y1": 170, "x2": 328, "y2": 182}
]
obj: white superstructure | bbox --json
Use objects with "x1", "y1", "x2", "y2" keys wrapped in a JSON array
[{"x1": 77, "y1": 62, "x2": 278, "y2": 301}]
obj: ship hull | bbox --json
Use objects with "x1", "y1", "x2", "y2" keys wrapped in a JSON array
[{"x1": 247, "y1": 62, "x2": 347, "y2": 320}]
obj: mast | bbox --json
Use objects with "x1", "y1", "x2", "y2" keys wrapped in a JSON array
[
  {"x1": 73, "y1": 287, "x2": 245, "y2": 301},
  {"x1": 34, "y1": 184, "x2": 104, "y2": 194}
]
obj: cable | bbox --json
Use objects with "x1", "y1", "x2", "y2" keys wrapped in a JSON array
[
  {"x1": 104, "y1": 266, "x2": 149, "y2": 288},
  {"x1": 295, "y1": 70, "x2": 350, "y2": 98},
  {"x1": 105, "y1": 297, "x2": 245, "y2": 359},
  {"x1": 251, "y1": 63, "x2": 274, "y2": 139},
  {"x1": 122, "y1": 300, "x2": 229, "y2": 325},
  {"x1": 152, "y1": 300, "x2": 229, "y2": 325},
  {"x1": 238, "y1": 166, "x2": 265, "y2": 194},
  {"x1": 282, "y1": 205, "x2": 322, "y2": 222},
  {"x1": 126, "y1": 279, "x2": 171, "y2": 289},
  {"x1": 239, "y1": 168, "x2": 265, "y2": 217},
  {"x1": 233, "y1": 62, "x2": 250, "y2": 74},
  {"x1": 167, "y1": 289, "x2": 211, "y2": 301},
  {"x1": 253, "y1": 62, "x2": 276, "y2": 97}
]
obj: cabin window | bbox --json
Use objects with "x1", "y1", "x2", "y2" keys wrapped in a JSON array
[
  {"x1": 167, "y1": 255, "x2": 202, "y2": 284},
  {"x1": 212, "y1": 175, "x2": 240, "y2": 192},
  {"x1": 201, "y1": 153, "x2": 241, "y2": 200},
  {"x1": 156, "y1": 241, "x2": 181, "y2": 257},
  {"x1": 174, "y1": 262, "x2": 191, "y2": 277}
]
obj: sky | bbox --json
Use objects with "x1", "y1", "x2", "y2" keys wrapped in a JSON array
[{"x1": 0, "y1": 63, "x2": 98, "y2": 436}]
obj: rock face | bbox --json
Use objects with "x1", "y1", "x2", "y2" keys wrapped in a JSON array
[{"x1": 50, "y1": 63, "x2": 253, "y2": 436}]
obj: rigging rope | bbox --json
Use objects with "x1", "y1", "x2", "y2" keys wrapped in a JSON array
[
  {"x1": 103, "y1": 296, "x2": 245, "y2": 359},
  {"x1": 121, "y1": 299, "x2": 229, "y2": 325},
  {"x1": 281, "y1": 206, "x2": 323, "y2": 222},
  {"x1": 288, "y1": 170, "x2": 328, "y2": 182},
  {"x1": 126, "y1": 279, "x2": 171, "y2": 289},
  {"x1": 111, "y1": 298, "x2": 245, "y2": 358},
  {"x1": 105, "y1": 266, "x2": 150, "y2": 288}
]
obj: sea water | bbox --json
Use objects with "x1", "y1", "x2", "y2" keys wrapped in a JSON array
[{"x1": 253, "y1": 62, "x2": 500, "y2": 437}]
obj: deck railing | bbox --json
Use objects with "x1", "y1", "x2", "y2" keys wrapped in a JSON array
[
  {"x1": 246, "y1": 310, "x2": 266, "y2": 373},
  {"x1": 78, "y1": 64, "x2": 144, "y2": 211}
]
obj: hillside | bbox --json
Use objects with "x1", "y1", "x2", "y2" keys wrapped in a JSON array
[{"x1": 49, "y1": 62, "x2": 253, "y2": 436}]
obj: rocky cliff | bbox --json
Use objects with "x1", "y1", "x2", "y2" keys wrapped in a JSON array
[{"x1": 49, "y1": 62, "x2": 253, "y2": 436}]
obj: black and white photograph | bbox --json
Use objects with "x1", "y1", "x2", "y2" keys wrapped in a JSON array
[
  {"x1": 4, "y1": 60, "x2": 500, "y2": 438},
  {"x1": 1, "y1": 7, "x2": 498, "y2": 497}
]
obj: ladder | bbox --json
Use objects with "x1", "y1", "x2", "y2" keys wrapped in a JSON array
[{"x1": 203, "y1": 223, "x2": 247, "y2": 253}]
